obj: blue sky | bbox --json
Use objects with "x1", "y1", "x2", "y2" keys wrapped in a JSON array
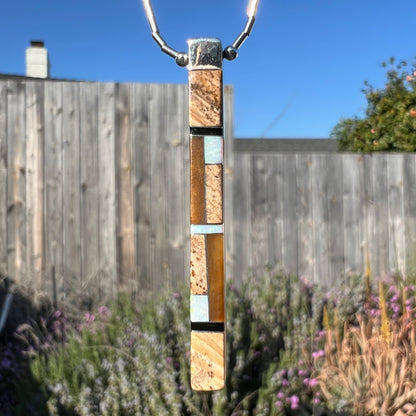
[{"x1": 2, "y1": 0, "x2": 415, "y2": 138}]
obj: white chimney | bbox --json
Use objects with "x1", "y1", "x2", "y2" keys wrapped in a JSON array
[{"x1": 26, "y1": 40, "x2": 50, "y2": 78}]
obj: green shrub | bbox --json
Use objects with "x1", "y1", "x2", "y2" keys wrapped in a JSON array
[
  {"x1": 332, "y1": 57, "x2": 416, "y2": 152},
  {"x1": 14, "y1": 272, "x2": 329, "y2": 416},
  {"x1": 16, "y1": 270, "x2": 416, "y2": 415}
]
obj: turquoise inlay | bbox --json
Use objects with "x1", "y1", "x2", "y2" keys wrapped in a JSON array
[
  {"x1": 204, "y1": 136, "x2": 223, "y2": 164},
  {"x1": 191, "y1": 224, "x2": 224, "y2": 235},
  {"x1": 190, "y1": 295, "x2": 209, "y2": 322}
]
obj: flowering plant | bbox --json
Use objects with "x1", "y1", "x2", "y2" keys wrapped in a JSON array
[{"x1": 332, "y1": 57, "x2": 416, "y2": 152}]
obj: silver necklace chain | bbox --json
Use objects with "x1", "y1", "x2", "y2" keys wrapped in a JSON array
[{"x1": 141, "y1": 0, "x2": 260, "y2": 67}]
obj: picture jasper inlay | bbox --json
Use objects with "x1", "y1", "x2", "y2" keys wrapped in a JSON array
[
  {"x1": 190, "y1": 234, "x2": 208, "y2": 294},
  {"x1": 205, "y1": 164, "x2": 223, "y2": 224},
  {"x1": 191, "y1": 331, "x2": 225, "y2": 391},
  {"x1": 189, "y1": 70, "x2": 223, "y2": 127}
]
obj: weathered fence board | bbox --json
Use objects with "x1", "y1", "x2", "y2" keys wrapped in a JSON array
[
  {"x1": 404, "y1": 154, "x2": 416, "y2": 277},
  {"x1": 342, "y1": 154, "x2": 363, "y2": 276},
  {"x1": 26, "y1": 81, "x2": 44, "y2": 288},
  {"x1": 266, "y1": 154, "x2": 282, "y2": 270},
  {"x1": 165, "y1": 84, "x2": 188, "y2": 286},
  {"x1": 327, "y1": 155, "x2": 344, "y2": 282},
  {"x1": 115, "y1": 83, "x2": 136, "y2": 287},
  {"x1": 7, "y1": 81, "x2": 27, "y2": 284},
  {"x1": 311, "y1": 155, "x2": 330, "y2": 284},
  {"x1": 149, "y1": 83, "x2": 168, "y2": 286},
  {"x1": 0, "y1": 82, "x2": 7, "y2": 274},
  {"x1": 133, "y1": 83, "x2": 151, "y2": 291},
  {"x1": 2, "y1": 78, "x2": 416, "y2": 300},
  {"x1": 44, "y1": 81, "x2": 63, "y2": 299},
  {"x1": 80, "y1": 82, "x2": 100, "y2": 287},
  {"x1": 281, "y1": 154, "x2": 298, "y2": 275},
  {"x1": 231, "y1": 153, "x2": 251, "y2": 281},
  {"x1": 387, "y1": 155, "x2": 406, "y2": 273},
  {"x1": 98, "y1": 82, "x2": 117, "y2": 298},
  {"x1": 62, "y1": 82, "x2": 82, "y2": 295},
  {"x1": 296, "y1": 154, "x2": 313, "y2": 280}
]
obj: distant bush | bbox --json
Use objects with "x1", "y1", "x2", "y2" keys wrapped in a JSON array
[{"x1": 332, "y1": 57, "x2": 416, "y2": 152}]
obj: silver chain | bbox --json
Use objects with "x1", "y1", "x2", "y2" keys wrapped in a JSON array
[{"x1": 141, "y1": 0, "x2": 260, "y2": 67}]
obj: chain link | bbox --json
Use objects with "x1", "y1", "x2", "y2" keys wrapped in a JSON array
[{"x1": 141, "y1": 0, "x2": 259, "y2": 67}]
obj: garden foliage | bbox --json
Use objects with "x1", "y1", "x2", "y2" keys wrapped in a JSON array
[
  {"x1": 3, "y1": 268, "x2": 416, "y2": 415},
  {"x1": 332, "y1": 57, "x2": 416, "y2": 152}
]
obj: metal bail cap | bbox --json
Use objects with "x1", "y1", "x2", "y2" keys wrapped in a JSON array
[{"x1": 187, "y1": 38, "x2": 223, "y2": 71}]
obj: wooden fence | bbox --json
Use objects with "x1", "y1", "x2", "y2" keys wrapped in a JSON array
[
  {"x1": 229, "y1": 142, "x2": 416, "y2": 287},
  {"x1": 0, "y1": 79, "x2": 234, "y2": 301},
  {"x1": 1, "y1": 78, "x2": 416, "y2": 301}
]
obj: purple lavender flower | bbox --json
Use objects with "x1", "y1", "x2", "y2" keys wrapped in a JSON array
[
  {"x1": 288, "y1": 395, "x2": 299, "y2": 409},
  {"x1": 275, "y1": 400, "x2": 283, "y2": 408},
  {"x1": 98, "y1": 305, "x2": 111, "y2": 319}
]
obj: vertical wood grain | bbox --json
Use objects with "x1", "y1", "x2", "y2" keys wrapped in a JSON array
[
  {"x1": 362, "y1": 155, "x2": 376, "y2": 280},
  {"x1": 311, "y1": 154, "x2": 329, "y2": 285},
  {"x1": 387, "y1": 155, "x2": 405, "y2": 274},
  {"x1": 266, "y1": 153, "x2": 283, "y2": 270},
  {"x1": 26, "y1": 81, "x2": 45, "y2": 289},
  {"x1": 80, "y1": 82, "x2": 99, "y2": 289},
  {"x1": 62, "y1": 82, "x2": 81, "y2": 295},
  {"x1": 98, "y1": 83, "x2": 117, "y2": 298},
  {"x1": 149, "y1": 83, "x2": 168, "y2": 287},
  {"x1": 281, "y1": 154, "x2": 298, "y2": 275},
  {"x1": 166, "y1": 84, "x2": 187, "y2": 286},
  {"x1": 133, "y1": 83, "x2": 151, "y2": 292},
  {"x1": 342, "y1": 154, "x2": 364, "y2": 276},
  {"x1": 7, "y1": 80, "x2": 27, "y2": 284},
  {"x1": 0, "y1": 81, "x2": 7, "y2": 275},
  {"x1": 327, "y1": 154, "x2": 344, "y2": 284},
  {"x1": 251, "y1": 155, "x2": 268, "y2": 272},
  {"x1": 403, "y1": 154, "x2": 416, "y2": 277},
  {"x1": 115, "y1": 83, "x2": 136, "y2": 288},
  {"x1": 296, "y1": 154, "x2": 313, "y2": 280},
  {"x1": 232, "y1": 153, "x2": 252, "y2": 282},
  {"x1": 372, "y1": 155, "x2": 389, "y2": 277},
  {"x1": 44, "y1": 81, "x2": 63, "y2": 299}
]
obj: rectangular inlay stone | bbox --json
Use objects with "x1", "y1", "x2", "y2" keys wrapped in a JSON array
[
  {"x1": 189, "y1": 70, "x2": 223, "y2": 127},
  {"x1": 190, "y1": 295, "x2": 209, "y2": 322},
  {"x1": 190, "y1": 234, "x2": 207, "y2": 294},
  {"x1": 204, "y1": 136, "x2": 223, "y2": 164},
  {"x1": 190, "y1": 136, "x2": 205, "y2": 224},
  {"x1": 191, "y1": 331, "x2": 225, "y2": 391},
  {"x1": 207, "y1": 234, "x2": 225, "y2": 322},
  {"x1": 191, "y1": 224, "x2": 224, "y2": 235},
  {"x1": 205, "y1": 164, "x2": 223, "y2": 224}
]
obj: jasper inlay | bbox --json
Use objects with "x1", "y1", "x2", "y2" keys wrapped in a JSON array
[
  {"x1": 191, "y1": 331, "x2": 225, "y2": 391},
  {"x1": 190, "y1": 234, "x2": 208, "y2": 294},
  {"x1": 189, "y1": 70, "x2": 223, "y2": 127},
  {"x1": 205, "y1": 164, "x2": 223, "y2": 224}
]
